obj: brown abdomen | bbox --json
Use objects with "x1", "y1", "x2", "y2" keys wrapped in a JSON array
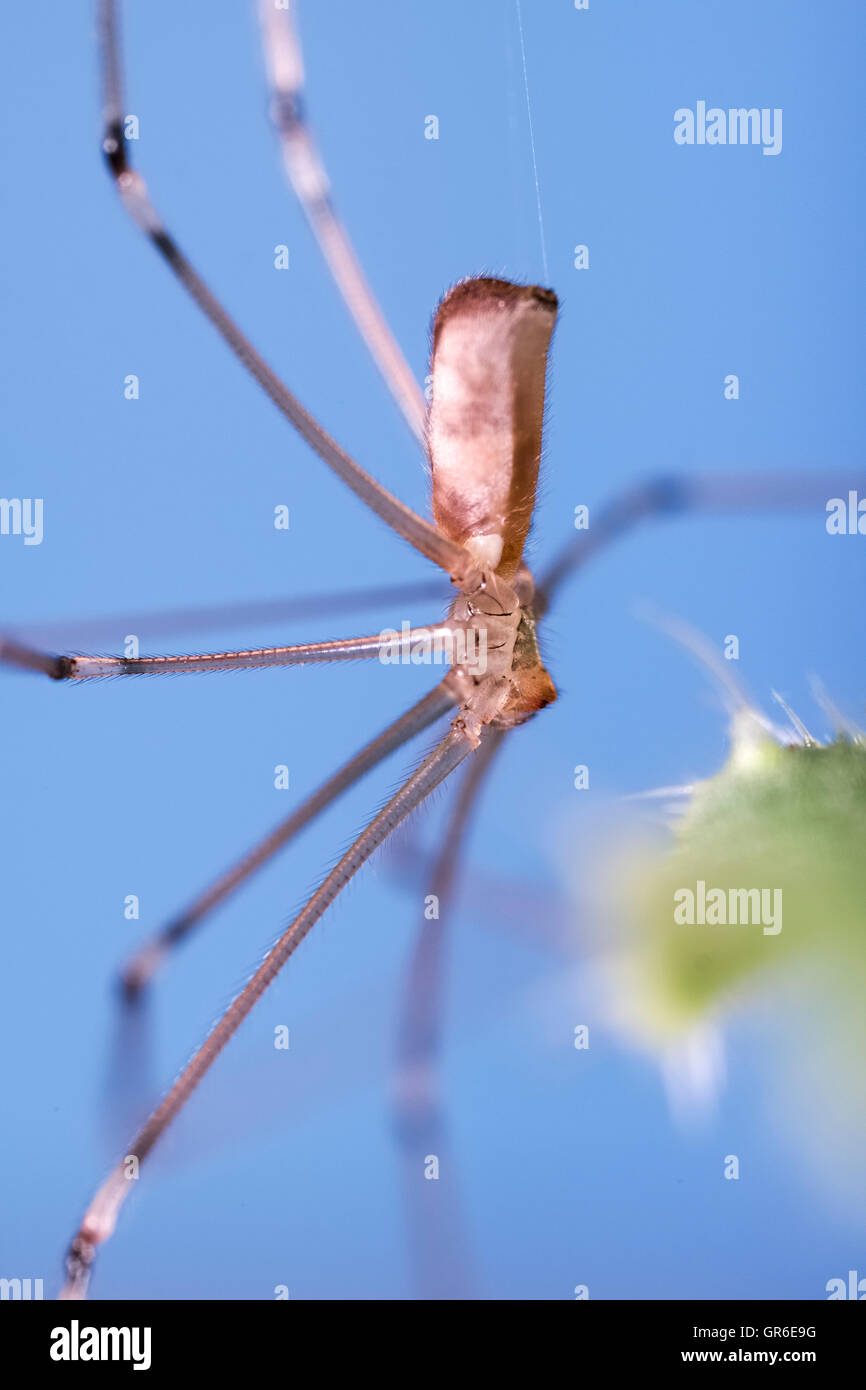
[{"x1": 427, "y1": 277, "x2": 557, "y2": 581}]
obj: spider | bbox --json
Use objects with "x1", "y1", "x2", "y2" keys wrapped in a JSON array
[{"x1": 2, "y1": 0, "x2": 863, "y2": 1301}]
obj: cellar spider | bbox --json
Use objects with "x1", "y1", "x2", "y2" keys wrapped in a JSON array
[{"x1": 2, "y1": 1, "x2": 863, "y2": 1300}]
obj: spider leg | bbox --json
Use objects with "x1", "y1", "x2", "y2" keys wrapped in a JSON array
[
  {"x1": 59, "y1": 717, "x2": 477, "y2": 1299},
  {"x1": 395, "y1": 729, "x2": 506, "y2": 1108},
  {"x1": 97, "y1": 1, "x2": 477, "y2": 585},
  {"x1": 0, "y1": 624, "x2": 458, "y2": 680},
  {"x1": 120, "y1": 680, "x2": 456, "y2": 998},
  {"x1": 537, "y1": 469, "x2": 866, "y2": 613},
  {"x1": 393, "y1": 727, "x2": 506, "y2": 1298},
  {"x1": 258, "y1": 0, "x2": 428, "y2": 446},
  {"x1": 15, "y1": 578, "x2": 448, "y2": 651}
]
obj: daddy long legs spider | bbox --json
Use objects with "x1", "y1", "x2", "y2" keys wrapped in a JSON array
[{"x1": 1, "y1": 0, "x2": 864, "y2": 1300}]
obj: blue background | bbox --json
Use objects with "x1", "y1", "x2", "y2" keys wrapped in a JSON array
[{"x1": 1, "y1": 0, "x2": 864, "y2": 1299}]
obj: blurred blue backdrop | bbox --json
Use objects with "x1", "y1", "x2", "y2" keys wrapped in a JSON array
[{"x1": 0, "y1": 0, "x2": 864, "y2": 1299}]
